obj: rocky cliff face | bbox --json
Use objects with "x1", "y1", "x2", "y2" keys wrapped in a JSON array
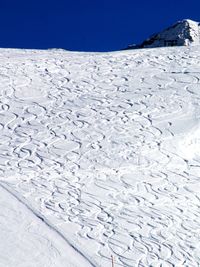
[{"x1": 127, "y1": 19, "x2": 200, "y2": 49}]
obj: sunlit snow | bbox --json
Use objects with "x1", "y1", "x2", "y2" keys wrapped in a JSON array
[{"x1": 0, "y1": 45, "x2": 200, "y2": 266}]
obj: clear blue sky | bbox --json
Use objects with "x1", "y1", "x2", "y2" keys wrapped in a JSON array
[{"x1": 1, "y1": 0, "x2": 200, "y2": 51}]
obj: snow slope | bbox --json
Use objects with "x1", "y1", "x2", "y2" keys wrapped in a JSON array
[{"x1": 0, "y1": 46, "x2": 200, "y2": 266}]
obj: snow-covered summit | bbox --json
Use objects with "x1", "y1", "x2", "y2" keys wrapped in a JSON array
[{"x1": 128, "y1": 19, "x2": 200, "y2": 49}]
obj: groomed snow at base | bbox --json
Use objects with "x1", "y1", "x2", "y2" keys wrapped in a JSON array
[
  {"x1": 0, "y1": 184, "x2": 92, "y2": 267},
  {"x1": 0, "y1": 46, "x2": 200, "y2": 266}
]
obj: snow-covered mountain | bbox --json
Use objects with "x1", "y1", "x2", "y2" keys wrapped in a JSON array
[
  {"x1": 127, "y1": 19, "x2": 200, "y2": 49},
  {"x1": 1, "y1": 45, "x2": 200, "y2": 267}
]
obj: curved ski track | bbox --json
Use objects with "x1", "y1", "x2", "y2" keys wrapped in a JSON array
[{"x1": 0, "y1": 47, "x2": 200, "y2": 266}]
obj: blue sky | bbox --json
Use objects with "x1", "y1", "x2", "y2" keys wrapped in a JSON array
[{"x1": 0, "y1": 0, "x2": 200, "y2": 51}]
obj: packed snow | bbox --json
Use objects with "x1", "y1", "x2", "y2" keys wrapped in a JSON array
[{"x1": 0, "y1": 45, "x2": 200, "y2": 266}]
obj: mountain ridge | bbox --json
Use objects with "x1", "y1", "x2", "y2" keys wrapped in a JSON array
[{"x1": 127, "y1": 19, "x2": 200, "y2": 49}]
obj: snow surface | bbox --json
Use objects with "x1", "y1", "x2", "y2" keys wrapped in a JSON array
[{"x1": 0, "y1": 46, "x2": 200, "y2": 266}]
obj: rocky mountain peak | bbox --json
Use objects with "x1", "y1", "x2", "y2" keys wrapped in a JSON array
[{"x1": 127, "y1": 19, "x2": 200, "y2": 49}]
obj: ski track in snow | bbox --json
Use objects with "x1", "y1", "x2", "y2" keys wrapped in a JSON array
[
  {"x1": 0, "y1": 182, "x2": 94, "y2": 267},
  {"x1": 0, "y1": 46, "x2": 200, "y2": 266}
]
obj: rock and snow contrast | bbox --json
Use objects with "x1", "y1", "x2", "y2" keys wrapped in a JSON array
[
  {"x1": 1, "y1": 44, "x2": 200, "y2": 267},
  {"x1": 127, "y1": 19, "x2": 200, "y2": 49}
]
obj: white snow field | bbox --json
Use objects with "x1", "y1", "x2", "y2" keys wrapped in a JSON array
[{"x1": 0, "y1": 46, "x2": 200, "y2": 267}]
